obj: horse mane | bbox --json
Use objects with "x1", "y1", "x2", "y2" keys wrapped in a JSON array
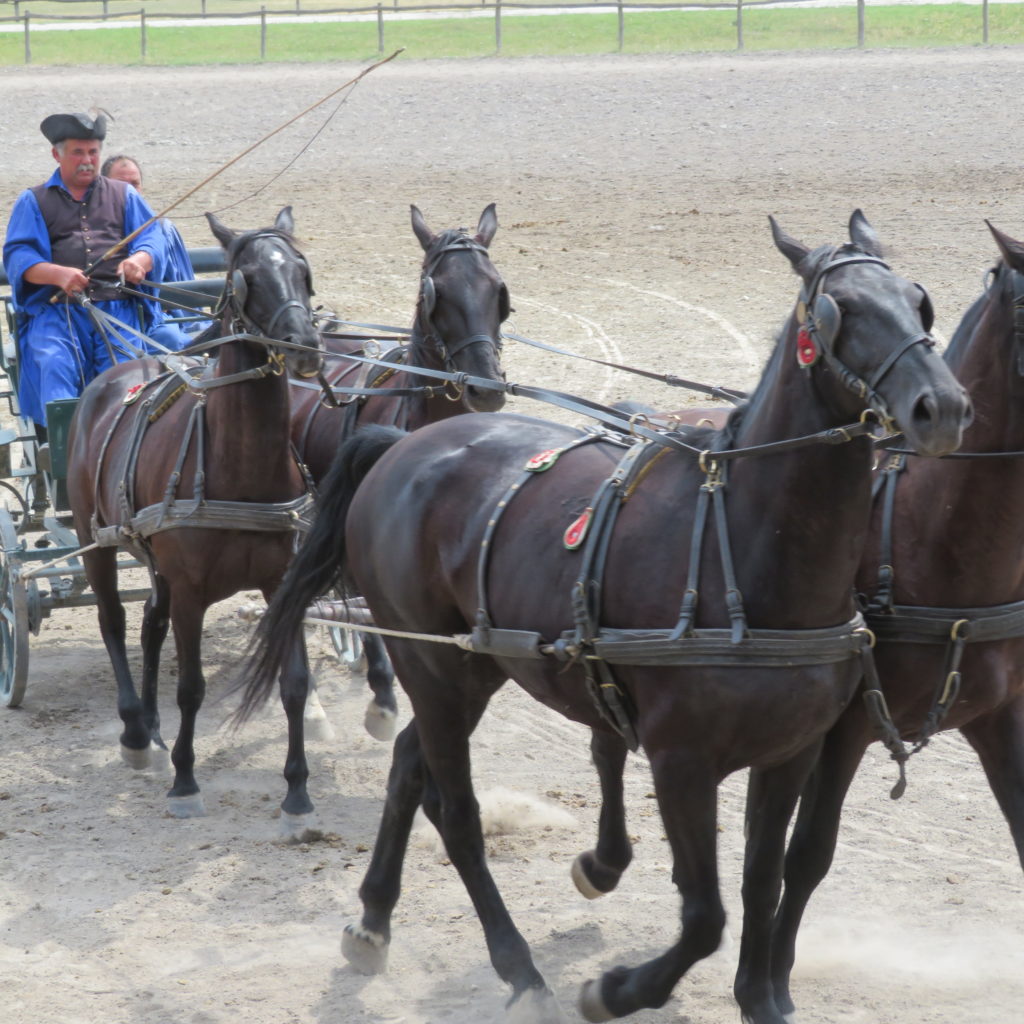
[
  {"x1": 714, "y1": 241, "x2": 876, "y2": 451},
  {"x1": 943, "y1": 261, "x2": 1009, "y2": 372}
]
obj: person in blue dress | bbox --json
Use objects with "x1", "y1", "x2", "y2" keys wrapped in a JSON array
[
  {"x1": 101, "y1": 154, "x2": 210, "y2": 339},
  {"x1": 2, "y1": 111, "x2": 187, "y2": 432}
]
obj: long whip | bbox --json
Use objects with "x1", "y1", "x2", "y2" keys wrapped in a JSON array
[{"x1": 53, "y1": 47, "x2": 404, "y2": 299}]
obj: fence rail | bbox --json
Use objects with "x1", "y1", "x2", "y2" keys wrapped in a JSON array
[{"x1": 0, "y1": 0, "x2": 1013, "y2": 61}]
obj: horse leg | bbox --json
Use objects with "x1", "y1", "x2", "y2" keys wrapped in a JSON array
[
  {"x1": 277, "y1": 631, "x2": 317, "y2": 839},
  {"x1": 572, "y1": 728, "x2": 633, "y2": 899},
  {"x1": 85, "y1": 548, "x2": 154, "y2": 768},
  {"x1": 166, "y1": 599, "x2": 208, "y2": 817},
  {"x1": 579, "y1": 754, "x2": 726, "y2": 1022},
  {"x1": 767, "y1": 714, "x2": 871, "y2": 1020},
  {"x1": 413, "y1": 684, "x2": 563, "y2": 1019},
  {"x1": 960, "y1": 695, "x2": 1024, "y2": 870},
  {"x1": 138, "y1": 571, "x2": 171, "y2": 771},
  {"x1": 343, "y1": 719, "x2": 428, "y2": 975},
  {"x1": 732, "y1": 744, "x2": 822, "y2": 1024},
  {"x1": 362, "y1": 632, "x2": 398, "y2": 742}
]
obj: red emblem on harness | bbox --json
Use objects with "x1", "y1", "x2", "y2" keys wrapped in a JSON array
[
  {"x1": 796, "y1": 326, "x2": 819, "y2": 368},
  {"x1": 123, "y1": 383, "x2": 146, "y2": 405},
  {"x1": 564, "y1": 507, "x2": 592, "y2": 550},
  {"x1": 525, "y1": 448, "x2": 559, "y2": 472}
]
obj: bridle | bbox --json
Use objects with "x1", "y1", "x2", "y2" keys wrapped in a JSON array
[
  {"x1": 796, "y1": 246, "x2": 936, "y2": 429},
  {"x1": 416, "y1": 231, "x2": 508, "y2": 373}
]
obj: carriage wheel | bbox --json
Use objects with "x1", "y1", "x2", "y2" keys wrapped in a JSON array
[
  {"x1": 0, "y1": 479, "x2": 30, "y2": 528},
  {"x1": 330, "y1": 623, "x2": 366, "y2": 671},
  {"x1": 0, "y1": 508, "x2": 29, "y2": 707}
]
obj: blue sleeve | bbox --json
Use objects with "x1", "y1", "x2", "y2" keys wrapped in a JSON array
[
  {"x1": 2, "y1": 190, "x2": 53, "y2": 313},
  {"x1": 162, "y1": 220, "x2": 196, "y2": 282},
  {"x1": 123, "y1": 186, "x2": 167, "y2": 280}
]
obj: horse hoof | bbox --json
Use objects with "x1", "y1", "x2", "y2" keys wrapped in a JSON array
[
  {"x1": 166, "y1": 793, "x2": 206, "y2": 818},
  {"x1": 507, "y1": 987, "x2": 569, "y2": 1024},
  {"x1": 304, "y1": 712, "x2": 336, "y2": 743},
  {"x1": 364, "y1": 700, "x2": 397, "y2": 742},
  {"x1": 341, "y1": 924, "x2": 389, "y2": 975},
  {"x1": 571, "y1": 853, "x2": 607, "y2": 900},
  {"x1": 148, "y1": 743, "x2": 171, "y2": 773},
  {"x1": 303, "y1": 688, "x2": 336, "y2": 742},
  {"x1": 278, "y1": 811, "x2": 319, "y2": 843},
  {"x1": 578, "y1": 979, "x2": 615, "y2": 1023},
  {"x1": 120, "y1": 743, "x2": 152, "y2": 770}
]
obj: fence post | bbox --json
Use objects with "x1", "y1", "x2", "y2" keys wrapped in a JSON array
[
  {"x1": 736, "y1": 0, "x2": 743, "y2": 51},
  {"x1": 495, "y1": 0, "x2": 502, "y2": 54},
  {"x1": 102, "y1": 0, "x2": 109, "y2": 17},
  {"x1": 141, "y1": 10, "x2": 146, "y2": 60},
  {"x1": 857, "y1": 0, "x2": 864, "y2": 47},
  {"x1": 260, "y1": 6, "x2": 267, "y2": 59},
  {"x1": 617, "y1": 0, "x2": 624, "y2": 52},
  {"x1": 23, "y1": 11, "x2": 30, "y2": 65},
  {"x1": 377, "y1": 4, "x2": 384, "y2": 53},
  {"x1": 201, "y1": 0, "x2": 207, "y2": 14},
  {"x1": 983, "y1": 0, "x2": 989, "y2": 43}
]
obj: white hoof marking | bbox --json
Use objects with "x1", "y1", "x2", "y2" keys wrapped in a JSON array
[
  {"x1": 277, "y1": 812, "x2": 319, "y2": 843},
  {"x1": 120, "y1": 743, "x2": 152, "y2": 770},
  {"x1": 570, "y1": 854, "x2": 605, "y2": 900},
  {"x1": 166, "y1": 793, "x2": 206, "y2": 818},
  {"x1": 364, "y1": 700, "x2": 397, "y2": 742},
  {"x1": 341, "y1": 924, "x2": 389, "y2": 975},
  {"x1": 578, "y1": 979, "x2": 614, "y2": 1023}
]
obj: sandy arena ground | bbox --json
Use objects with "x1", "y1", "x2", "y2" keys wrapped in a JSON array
[{"x1": 1, "y1": 49, "x2": 1024, "y2": 1024}]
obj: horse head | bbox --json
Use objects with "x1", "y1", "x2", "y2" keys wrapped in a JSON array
[
  {"x1": 410, "y1": 203, "x2": 508, "y2": 413},
  {"x1": 206, "y1": 206, "x2": 323, "y2": 379},
  {"x1": 984, "y1": 222, "x2": 1024, "y2": 378},
  {"x1": 771, "y1": 209, "x2": 970, "y2": 457}
]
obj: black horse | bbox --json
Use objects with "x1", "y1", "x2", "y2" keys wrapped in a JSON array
[
  {"x1": 750, "y1": 221, "x2": 1024, "y2": 1017},
  {"x1": 67, "y1": 207, "x2": 322, "y2": 825},
  {"x1": 290, "y1": 203, "x2": 508, "y2": 741},
  {"x1": 239, "y1": 212, "x2": 970, "y2": 1022}
]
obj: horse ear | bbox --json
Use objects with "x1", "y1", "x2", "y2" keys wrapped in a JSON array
[
  {"x1": 275, "y1": 206, "x2": 295, "y2": 235},
  {"x1": 986, "y1": 220, "x2": 1024, "y2": 274},
  {"x1": 205, "y1": 211, "x2": 237, "y2": 250},
  {"x1": 769, "y1": 215, "x2": 809, "y2": 271},
  {"x1": 411, "y1": 204, "x2": 434, "y2": 252},
  {"x1": 848, "y1": 209, "x2": 883, "y2": 257},
  {"x1": 475, "y1": 203, "x2": 498, "y2": 248}
]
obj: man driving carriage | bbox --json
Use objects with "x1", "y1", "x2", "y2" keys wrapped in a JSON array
[{"x1": 2, "y1": 111, "x2": 189, "y2": 433}]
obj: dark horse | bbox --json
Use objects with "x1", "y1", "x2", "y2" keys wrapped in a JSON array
[
  {"x1": 66, "y1": 206, "x2": 322, "y2": 823},
  {"x1": 291, "y1": 203, "x2": 509, "y2": 741},
  {"x1": 751, "y1": 221, "x2": 1024, "y2": 1018},
  {"x1": 239, "y1": 212, "x2": 970, "y2": 1022}
]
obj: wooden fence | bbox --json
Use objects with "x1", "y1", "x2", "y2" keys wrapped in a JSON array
[{"x1": 0, "y1": 0, "x2": 1014, "y2": 62}]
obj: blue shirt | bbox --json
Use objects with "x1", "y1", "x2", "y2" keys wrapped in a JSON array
[{"x1": 3, "y1": 167, "x2": 166, "y2": 314}]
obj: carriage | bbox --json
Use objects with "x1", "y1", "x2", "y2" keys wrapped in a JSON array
[{"x1": 0, "y1": 245, "x2": 228, "y2": 708}]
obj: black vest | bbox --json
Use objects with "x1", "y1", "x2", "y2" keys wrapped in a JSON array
[{"x1": 31, "y1": 176, "x2": 129, "y2": 301}]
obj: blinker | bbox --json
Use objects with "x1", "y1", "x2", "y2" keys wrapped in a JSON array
[
  {"x1": 421, "y1": 275, "x2": 436, "y2": 316},
  {"x1": 231, "y1": 268, "x2": 248, "y2": 310}
]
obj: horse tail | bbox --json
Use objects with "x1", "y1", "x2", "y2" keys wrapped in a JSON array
[{"x1": 232, "y1": 424, "x2": 407, "y2": 723}]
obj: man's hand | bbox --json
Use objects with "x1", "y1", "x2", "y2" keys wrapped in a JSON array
[
  {"x1": 54, "y1": 266, "x2": 90, "y2": 295},
  {"x1": 23, "y1": 262, "x2": 89, "y2": 296},
  {"x1": 117, "y1": 252, "x2": 152, "y2": 285}
]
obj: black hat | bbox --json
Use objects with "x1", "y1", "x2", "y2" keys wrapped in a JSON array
[{"x1": 40, "y1": 112, "x2": 108, "y2": 145}]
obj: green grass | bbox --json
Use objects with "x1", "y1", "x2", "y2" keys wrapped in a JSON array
[{"x1": 0, "y1": 4, "x2": 1022, "y2": 65}]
